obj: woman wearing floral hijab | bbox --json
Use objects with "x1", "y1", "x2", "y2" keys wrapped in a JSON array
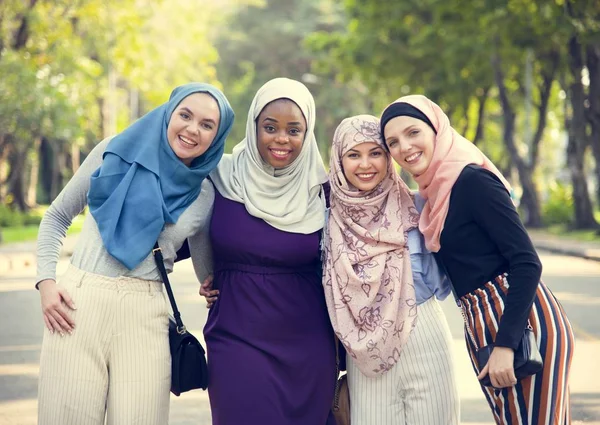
[{"x1": 323, "y1": 114, "x2": 459, "y2": 424}]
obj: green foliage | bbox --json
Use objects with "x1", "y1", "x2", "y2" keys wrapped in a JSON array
[
  {"x1": 213, "y1": 0, "x2": 373, "y2": 158},
  {"x1": 0, "y1": 204, "x2": 42, "y2": 227},
  {"x1": 542, "y1": 183, "x2": 574, "y2": 226}
]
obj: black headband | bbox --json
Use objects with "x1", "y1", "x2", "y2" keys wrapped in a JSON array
[{"x1": 380, "y1": 102, "x2": 437, "y2": 140}]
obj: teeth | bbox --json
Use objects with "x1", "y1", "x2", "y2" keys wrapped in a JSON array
[
  {"x1": 179, "y1": 135, "x2": 197, "y2": 146},
  {"x1": 405, "y1": 152, "x2": 420, "y2": 162},
  {"x1": 272, "y1": 150, "x2": 289, "y2": 155},
  {"x1": 358, "y1": 173, "x2": 375, "y2": 178}
]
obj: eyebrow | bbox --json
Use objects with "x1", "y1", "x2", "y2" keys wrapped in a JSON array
[
  {"x1": 347, "y1": 146, "x2": 384, "y2": 153},
  {"x1": 385, "y1": 125, "x2": 419, "y2": 142},
  {"x1": 263, "y1": 117, "x2": 303, "y2": 126},
  {"x1": 180, "y1": 107, "x2": 217, "y2": 125}
]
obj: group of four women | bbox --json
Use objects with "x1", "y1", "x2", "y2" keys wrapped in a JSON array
[{"x1": 36, "y1": 77, "x2": 574, "y2": 425}]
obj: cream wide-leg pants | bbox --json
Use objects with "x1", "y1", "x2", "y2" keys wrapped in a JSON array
[
  {"x1": 38, "y1": 265, "x2": 171, "y2": 425},
  {"x1": 347, "y1": 297, "x2": 460, "y2": 425}
]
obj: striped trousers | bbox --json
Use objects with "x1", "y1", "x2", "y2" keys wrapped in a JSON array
[
  {"x1": 459, "y1": 275, "x2": 575, "y2": 425},
  {"x1": 347, "y1": 297, "x2": 460, "y2": 425},
  {"x1": 38, "y1": 265, "x2": 171, "y2": 425}
]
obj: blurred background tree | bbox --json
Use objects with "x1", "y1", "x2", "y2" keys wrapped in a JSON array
[{"x1": 1, "y1": 0, "x2": 599, "y2": 236}]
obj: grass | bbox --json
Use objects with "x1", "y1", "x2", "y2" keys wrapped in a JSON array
[
  {"x1": 544, "y1": 225, "x2": 600, "y2": 243},
  {"x1": 0, "y1": 213, "x2": 86, "y2": 244}
]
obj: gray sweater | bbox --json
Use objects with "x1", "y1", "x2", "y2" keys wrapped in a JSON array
[{"x1": 36, "y1": 138, "x2": 213, "y2": 285}]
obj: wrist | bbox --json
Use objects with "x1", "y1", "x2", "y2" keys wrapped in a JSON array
[{"x1": 36, "y1": 279, "x2": 56, "y2": 291}]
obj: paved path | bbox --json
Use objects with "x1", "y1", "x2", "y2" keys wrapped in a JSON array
[{"x1": 0, "y1": 236, "x2": 598, "y2": 423}]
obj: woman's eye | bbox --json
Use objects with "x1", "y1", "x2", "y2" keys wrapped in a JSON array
[
  {"x1": 409, "y1": 130, "x2": 420, "y2": 137},
  {"x1": 202, "y1": 123, "x2": 213, "y2": 130},
  {"x1": 264, "y1": 125, "x2": 275, "y2": 132},
  {"x1": 290, "y1": 128, "x2": 300, "y2": 136},
  {"x1": 179, "y1": 113, "x2": 190, "y2": 120},
  {"x1": 388, "y1": 141, "x2": 397, "y2": 148},
  {"x1": 347, "y1": 153, "x2": 358, "y2": 159},
  {"x1": 372, "y1": 151, "x2": 382, "y2": 157}
]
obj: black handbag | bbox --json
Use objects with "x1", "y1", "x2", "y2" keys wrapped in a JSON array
[
  {"x1": 153, "y1": 242, "x2": 209, "y2": 396},
  {"x1": 437, "y1": 255, "x2": 544, "y2": 389},
  {"x1": 475, "y1": 325, "x2": 543, "y2": 388}
]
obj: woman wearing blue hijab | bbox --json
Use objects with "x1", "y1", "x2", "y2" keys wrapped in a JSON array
[{"x1": 35, "y1": 83, "x2": 234, "y2": 425}]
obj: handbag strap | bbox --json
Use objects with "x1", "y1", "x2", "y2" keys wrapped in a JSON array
[
  {"x1": 152, "y1": 242, "x2": 186, "y2": 334},
  {"x1": 434, "y1": 254, "x2": 480, "y2": 349}
]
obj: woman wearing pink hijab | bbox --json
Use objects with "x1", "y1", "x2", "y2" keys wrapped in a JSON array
[
  {"x1": 324, "y1": 115, "x2": 459, "y2": 424},
  {"x1": 380, "y1": 95, "x2": 574, "y2": 424}
]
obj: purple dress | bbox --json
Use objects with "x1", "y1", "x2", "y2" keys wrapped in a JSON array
[{"x1": 204, "y1": 189, "x2": 336, "y2": 425}]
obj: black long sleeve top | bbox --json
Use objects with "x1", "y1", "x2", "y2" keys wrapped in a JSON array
[{"x1": 435, "y1": 165, "x2": 542, "y2": 349}]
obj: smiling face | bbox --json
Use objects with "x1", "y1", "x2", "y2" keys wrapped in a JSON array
[
  {"x1": 383, "y1": 115, "x2": 436, "y2": 177},
  {"x1": 256, "y1": 99, "x2": 306, "y2": 168},
  {"x1": 341, "y1": 142, "x2": 388, "y2": 191},
  {"x1": 166, "y1": 92, "x2": 221, "y2": 166}
]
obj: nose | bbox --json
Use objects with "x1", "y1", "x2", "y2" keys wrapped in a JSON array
[
  {"x1": 275, "y1": 132, "x2": 289, "y2": 143},
  {"x1": 185, "y1": 124, "x2": 199, "y2": 136},
  {"x1": 398, "y1": 138, "x2": 412, "y2": 153},
  {"x1": 359, "y1": 155, "x2": 370, "y2": 169}
]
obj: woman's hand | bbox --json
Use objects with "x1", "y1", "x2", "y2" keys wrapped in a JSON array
[
  {"x1": 38, "y1": 279, "x2": 77, "y2": 336},
  {"x1": 478, "y1": 346, "x2": 517, "y2": 388},
  {"x1": 199, "y1": 275, "x2": 218, "y2": 308}
]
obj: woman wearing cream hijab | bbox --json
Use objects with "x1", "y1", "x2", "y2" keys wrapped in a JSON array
[{"x1": 200, "y1": 78, "x2": 336, "y2": 424}]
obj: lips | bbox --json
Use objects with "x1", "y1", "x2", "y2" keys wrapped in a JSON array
[
  {"x1": 178, "y1": 134, "x2": 198, "y2": 149},
  {"x1": 269, "y1": 148, "x2": 292, "y2": 160},
  {"x1": 356, "y1": 173, "x2": 376, "y2": 182},
  {"x1": 404, "y1": 152, "x2": 422, "y2": 164}
]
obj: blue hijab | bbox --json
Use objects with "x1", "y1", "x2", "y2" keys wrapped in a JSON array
[{"x1": 88, "y1": 83, "x2": 234, "y2": 269}]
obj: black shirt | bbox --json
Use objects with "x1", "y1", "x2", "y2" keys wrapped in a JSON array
[{"x1": 436, "y1": 165, "x2": 542, "y2": 349}]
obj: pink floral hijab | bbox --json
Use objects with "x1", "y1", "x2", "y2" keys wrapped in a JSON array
[{"x1": 323, "y1": 114, "x2": 419, "y2": 377}]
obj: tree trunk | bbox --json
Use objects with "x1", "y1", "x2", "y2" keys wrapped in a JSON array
[
  {"x1": 491, "y1": 50, "x2": 543, "y2": 227},
  {"x1": 26, "y1": 137, "x2": 42, "y2": 207},
  {"x1": 587, "y1": 43, "x2": 600, "y2": 206},
  {"x1": 11, "y1": 0, "x2": 39, "y2": 50},
  {"x1": 529, "y1": 50, "x2": 559, "y2": 169},
  {"x1": 472, "y1": 86, "x2": 490, "y2": 146},
  {"x1": 567, "y1": 36, "x2": 598, "y2": 228},
  {"x1": 39, "y1": 137, "x2": 53, "y2": 204},
  {"x1": 71, "y1": 143, "x2": 80, "y2": 174},
  {"x1": 6, "y1": 147, "x2": 29, "y2": 211}
]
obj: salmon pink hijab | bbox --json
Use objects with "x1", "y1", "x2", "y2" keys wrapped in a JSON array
[
  {"x1": 324, "y1": 114, "x2": 419, "y2": 377},
  {"x1": 381, "y1": 95, "x2": 512, "y2": 252}
]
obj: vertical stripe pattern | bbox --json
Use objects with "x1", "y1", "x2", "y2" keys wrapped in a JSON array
[
  {"x1": 347, "y1": 297, "x2": 459, "y2": 425},
  {"x1": 38, "y1": 265, "x2": 171, "y2": 425},
  {"x1": 460, "y1": 274, "x2": 575, "y2": 425}
]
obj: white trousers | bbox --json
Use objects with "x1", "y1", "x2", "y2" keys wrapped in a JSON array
[
  {"x1": 38, "y1": 265, "x2": 171, "y2": 425},
  {"x1": 347, "y1": 297, "x2": 459, "y2": 425}
]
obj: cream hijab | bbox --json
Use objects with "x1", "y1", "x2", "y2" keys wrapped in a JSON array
[{"x1": 211, "y1": 78, "x2": 328, "y2": 233}]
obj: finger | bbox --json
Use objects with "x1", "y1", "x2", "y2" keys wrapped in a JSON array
[
  {"x1": 56, "y1": 306, "x2": 76, "y2": 329},
  {"x1": 508, "y1": 368, "x2": 517, "y2": 385},
  {"x1": 46, "y1": 314, "x2": 61, "y2": 334},
  {"x1": 59, "y1": 289, "x2": 77, "y2": 310},
  {"x1": 42, "y1": 315, "x2": 53, "y2": 333},
  {"x1": 477, "y1": 363, "x2": 489, "y2": 380},
  {"x1": 490, "y1": 373, "x2": 501, "y2": 388},
  {"x1": 49, "y1": 309, "x2": 72, "y2": 334}
]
